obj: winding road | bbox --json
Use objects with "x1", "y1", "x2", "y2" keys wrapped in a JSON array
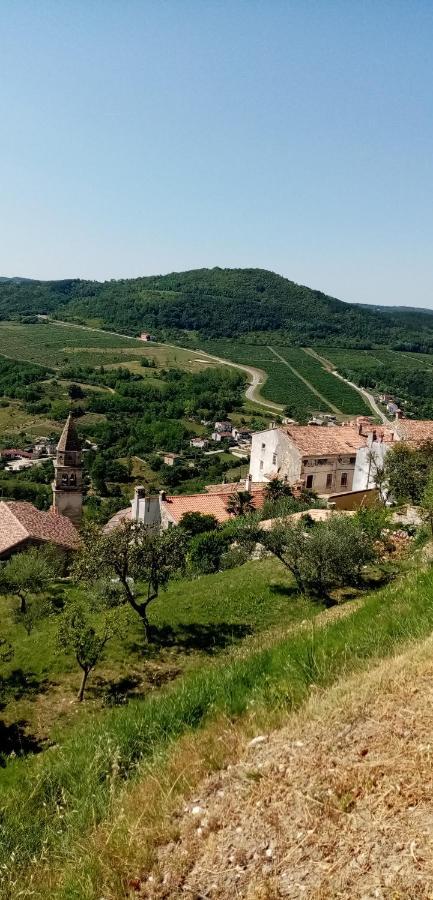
[{"x1": 43, "y1": 318, "x2": 283, "y2": 414}]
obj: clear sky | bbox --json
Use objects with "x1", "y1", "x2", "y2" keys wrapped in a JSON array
[{"x1": 1, "y1": 1, "x2": 433, "y2": 308}]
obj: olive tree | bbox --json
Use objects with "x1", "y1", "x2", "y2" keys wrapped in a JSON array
[
  {"x1": 58, "y1": 597, "x2": 122, "y2": 701},
  {"x1": 73, "y1": 521, "x2": 187, "y2": 640}
]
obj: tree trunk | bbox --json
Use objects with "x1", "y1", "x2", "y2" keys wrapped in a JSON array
[
  {"x1": 19, "y1": 593, "x2": 27, "y2": 614},
  {"x1": 77, "y1": 667, "x2": 90, "y2": 702}
]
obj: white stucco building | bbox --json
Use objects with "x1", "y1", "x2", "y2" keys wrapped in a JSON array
[{"x1": 249, "y1": 420, "x2": 396, "y2": 495}]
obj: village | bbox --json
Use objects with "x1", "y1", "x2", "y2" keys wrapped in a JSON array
[{"x1": 0, "y1": 399, "x2": 431, "y2": 559}]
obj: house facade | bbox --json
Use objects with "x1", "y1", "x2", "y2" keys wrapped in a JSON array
[{"x1": 249, "y1": 420, "x2": 395, "y2": 495}]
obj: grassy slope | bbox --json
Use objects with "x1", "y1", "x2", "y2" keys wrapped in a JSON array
[
  {"x1": 0, "y1": 559, "x2": 320, "y2": 747},
  {"x1": 2, "y1": 555, "x2": 433, "y2": 896}
]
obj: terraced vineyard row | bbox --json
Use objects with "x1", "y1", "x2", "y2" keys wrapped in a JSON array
[
  {"x1": 275, "y1": 347, "x2": 371, "y2": 415},
  {"x1": 201, "y1": 341, "x2": 339, "y2": 419}
]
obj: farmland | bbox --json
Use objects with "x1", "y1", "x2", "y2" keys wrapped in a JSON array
[
  {"x1": 318, "y1": 347, "x2": 433, "y2": 418},
  {"x1": 274, "y1": 347, "x2": 371, "y2": 415},
  {"x1": 0, "y1": 321, "x2": 218, "y2": 374},
  {"x1": 201, "y1": 341, "x2": 370, "y2": 419}
]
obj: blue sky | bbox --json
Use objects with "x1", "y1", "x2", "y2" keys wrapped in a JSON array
[{"x1": 1, "y1": 1, "x2": 433, "y2": 308}]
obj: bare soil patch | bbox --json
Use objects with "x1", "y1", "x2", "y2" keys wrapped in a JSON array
[{"x1": 142, "y1": 637, "x2": 433, "y2": 899}]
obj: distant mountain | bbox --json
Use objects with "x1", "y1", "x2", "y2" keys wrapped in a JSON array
[
  {"x1": 0, "y1": 267, "x2": 432, "y2": 351},
  {"x1": 0, "y1": 276, "x2": 37, "y2": 284}
]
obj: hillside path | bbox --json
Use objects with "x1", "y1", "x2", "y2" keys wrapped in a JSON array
[
  {"x1": 267, "y1": 345, "x2": 341, "y2": 414},
  {"x1": 306, "y1": 347, "x2": 392, "y2": 424},
  {"x1": 45, "y1": 317, "x2": 283, "y2": 413}
]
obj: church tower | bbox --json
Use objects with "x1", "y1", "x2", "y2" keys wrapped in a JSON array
[{"x1": 52, "y1": 413, "x2": 83, "y2": 525}]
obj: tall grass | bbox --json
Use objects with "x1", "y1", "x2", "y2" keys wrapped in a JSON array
[{"x1": 1, "y1": 565, "x2": 433, "y2": 894}]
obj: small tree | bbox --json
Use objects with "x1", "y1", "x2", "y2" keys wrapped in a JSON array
[
  {"x1": 264, "y1": 479, "x2": 292, "y2": 502},
  {"x1": 226, "y1": 490, "x2": 255, "y2": 517},
  {"x1": 421, "y1": 471, "x2": 433, "y2": 536},
  {"x1": 58, "y1": 598, "x2": 121, "y2": 701},
  {"x1": 73, "y1": 522, "x2": 187, "y2": 640},
  {"x1": 0, "y1": 547, "x2": 53, "y2": 614},
  {"x1": 188, "y1": 529, "x2": 231, "y2": 574},
  {"x1": 179, "y1": 512, "x2": 219, "y2": 536}
]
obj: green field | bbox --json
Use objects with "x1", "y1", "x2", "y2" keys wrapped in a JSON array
[
  {"x1": 0, "y1": 557, "x2": 320, "y2": 750},
  {"x1": 275, "y1": 347, "x2": 371, "y2": 415},
  {"x1": 0, "y1": 322, "x2": 218, "y2": 374},
  {"x1": 317, "y1": 347, "x2": 433, "y2": 418},
  {"x1": 201, "y1": 340, "x2": 371, "y2": 418}
]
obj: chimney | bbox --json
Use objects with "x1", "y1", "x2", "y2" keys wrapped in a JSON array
[
  {"x1": 245, "y1": 473, "x2": 252, "y2": 491},
  {"x1": 395, "y1": 410, "x2": 403, "y2": 420},
  {"x1": 131, "y1": 485, "x2": 146, "y2": 521},
  {"x1": 159, "y1": 489, "x2": 166, "y2": 501}
]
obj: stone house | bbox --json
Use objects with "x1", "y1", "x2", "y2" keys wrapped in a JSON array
[{"x1": 249, "y1": 420, "x2": 395, "y2": 495}]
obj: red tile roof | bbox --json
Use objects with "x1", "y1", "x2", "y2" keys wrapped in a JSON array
[
  {"x1": 162, "y1": 489, "x2": 266, "y2": 525},
  {"x1": 394, "y1": 419, "x2": 433, "y2": 446},
  {"x1": 103, "y1": 506, "x2": 132, "y2": 533},
  {"x1": 0, "y1": 501, "x2": 80, "y2": 556},
  {"x1": 282, "y1": 424, "x2": 393, "y2": 456}
]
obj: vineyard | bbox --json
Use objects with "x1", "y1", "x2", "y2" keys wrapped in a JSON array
[
  {"x1": 201, "y1": 341, "x2": 370, "y2": 420},
  {"x1": 318, "y1": 347, "x2": 433, "y2": 418},
  {"x1": 0, "y1": 322, "x2": 211, "y2": 373},
  {"x1": 273, "y1": 347, "x2": 371, "y2": 415}
]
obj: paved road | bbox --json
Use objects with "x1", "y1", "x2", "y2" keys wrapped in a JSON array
[{"x1": 45, "y1": 317, "x2": 283, "y2": 413}]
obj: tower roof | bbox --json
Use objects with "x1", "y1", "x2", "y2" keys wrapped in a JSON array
[{"x1": 57, "y1": 413, "x2": 81, "y2": 453}]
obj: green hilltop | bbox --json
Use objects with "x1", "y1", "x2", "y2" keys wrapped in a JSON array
[{"x1": 0, "y1": 267, "x2": 432, "y2": 350}]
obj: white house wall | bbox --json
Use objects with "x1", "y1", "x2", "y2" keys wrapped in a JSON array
[
  {"x1": 249, "y1": 429, "x2": 301, "y2": 483},
  {"x1": 353, "y1": 441, "x2": 390, "y2": 492}
]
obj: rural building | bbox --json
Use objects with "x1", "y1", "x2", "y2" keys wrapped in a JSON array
[
  {"x1": 249, "y1": 419, "x2": 395, "y2": 495},
  {"x1": 190, "y1": 437, "x2": 209, "y2": 449},
  {"x1": 139, "y1": 332, "x2": 152, "y2": 342},
  {"x1": 163, "y1": 452, "x2": 181, "y2": 466},
  {"x1": 105, "y1": 477, "x2": 266, "y2": 533},
  {"x1": 212, "y1": 430, "x2": 233, "y2": 442}
]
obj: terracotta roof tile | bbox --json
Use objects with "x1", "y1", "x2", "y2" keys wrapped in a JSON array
[
  {"x1": 394, "y1": 419, "x2": 433, "y2": 446},
  {"x1": 0, "y1": 501, "x2": 80, "y2": 556},
  {"x1": 283, "y1": 424, "x2": 394, "y2": 456},
  {"x1": 162, "y1": 489, "x2": 266, "y2": 525},
  {"x1": 103, "y1": 507, "x2": 132, "y2": 533},
  {"x1": 205, "y1": 481, "x2": 264, "y2": 495}
]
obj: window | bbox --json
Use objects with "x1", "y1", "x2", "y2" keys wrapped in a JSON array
[
  {"x1": 326, "y1": 473, "x2": 333, "y2": 488},
  {"x1": 61, "y1": 474, "x2": 68, "y2": 486},
  {"x1": 349, "y1": 456, "x2": 356, "y2": 465},
  {"x1": 272, "y1": 452, "x2": 277, "y2": 465},
  {"x1": 306, "y1": 474, "x2": 313, "y2": 489},
  {"x1": 259, "y1": 460, "x2": 264, "y2": 471},
  {"x1": 70, "y1": 473, "x2": 76, "y2": 486},
  {"x1": 261, "y1": 443, "x2": 266, "y2": 451},
  {"x1": 340, "y1": 472, "x2": 348, "y2": 487}
]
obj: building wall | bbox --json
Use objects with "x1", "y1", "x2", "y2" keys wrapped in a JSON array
[
  {"x1": 249, "y1": 429, "x2": 302, "y2": 483},
  {"x1": 353, "y1": 440, "x2": 391, "y2": 492},
  {"x1": 301, "y1": 454, "x2": 357, "y2": 494}
]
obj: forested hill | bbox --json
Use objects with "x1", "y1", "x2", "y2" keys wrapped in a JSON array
[{"x1": 0, "y1": 267, "x2": 432, "y2": 350}]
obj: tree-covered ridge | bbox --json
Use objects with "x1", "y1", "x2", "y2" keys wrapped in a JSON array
[{"x1": 1, "y1": 267, "x2": 433, "y2": 349}]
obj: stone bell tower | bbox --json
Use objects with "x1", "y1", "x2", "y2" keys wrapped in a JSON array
[{"x1": 52, "y1": 413, "x2": 83, "y2": 525}]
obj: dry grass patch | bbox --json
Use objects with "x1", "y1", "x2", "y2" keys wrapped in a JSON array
[{"x1": 133, "y1": 636, "x2": 433, "y2": 899}]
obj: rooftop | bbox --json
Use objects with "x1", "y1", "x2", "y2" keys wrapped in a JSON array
[
  {"x1": 283, "y1": 423, "x2": 394, "y2": 456},
  {"x1": 162, "y1": 489, "x2": 266, "y2": 525},
  {"x1": 0, "y1": 501, "x2": 80, "y2": 556},
  {"x1": 394, "y1": 418, "x2": 433, "y2": 446}
]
